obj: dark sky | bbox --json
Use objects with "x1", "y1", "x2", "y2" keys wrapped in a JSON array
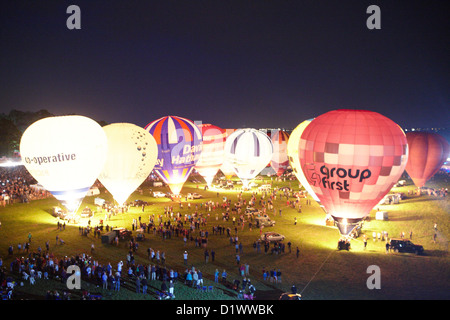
[{"x1": 1, "y1": 0, "x2": 448, "y2": 130}]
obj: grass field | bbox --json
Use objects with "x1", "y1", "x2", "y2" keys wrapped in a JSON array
[{"x1": 1, "y1": 173, "x2": 449, "y2": 300}]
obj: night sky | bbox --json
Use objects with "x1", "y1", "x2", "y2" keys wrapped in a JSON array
[{"x1": 1, "y1": 0, "x2": 448, "y2": 130}]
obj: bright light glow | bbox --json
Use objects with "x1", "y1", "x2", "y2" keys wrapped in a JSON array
[
  {"x1": 98, "y1": 123, "x2": 158, "y2": 206},
  {"x1": 20, "y1": 115, "x2": 108, "y2": 214},
  {"x1": 0, "y1": 160, "x2": 22, "y2": 167}
]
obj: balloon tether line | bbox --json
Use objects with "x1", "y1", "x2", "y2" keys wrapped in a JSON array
[{"x1": 300, "y1": 250, "x2": 334, "y2": 296}]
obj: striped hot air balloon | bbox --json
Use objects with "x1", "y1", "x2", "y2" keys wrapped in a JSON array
[
  {"x1": 195, "y1": 124, "x2": 226, "y2": 187},
  {"x1": 145, "y1": 116, "x2": 203, "y2": 195},
  {"x1": 270, "y1": 130, "x2": 290, "y2": 177},
  {"x1": 299, "y1": 110, "x2": 408, "y2": 235},
  {"x1": 224, "y1": 128, "x2": 273, "y2": 189}
]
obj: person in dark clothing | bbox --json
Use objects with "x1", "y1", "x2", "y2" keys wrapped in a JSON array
[
  {"x1": 161, "y1": 280, "x2": 168, "y2": 293},
  {"x1": 291, "y1": 284, "x2": 297, "y2": 294}
]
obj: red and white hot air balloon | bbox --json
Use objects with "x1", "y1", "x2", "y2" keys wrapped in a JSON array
[
  {"x1": 270, "y1": 130, "x2": 290, "y2": 177},
  {"x1": 195, "y1": 124, "x2": 226, "y2": 187},
  {"x1": 298, "y1": 109, "x2": 408, "y2": 235},
  {"x1": 405, "y1": 132, "x2": 449, "y2": 188}
]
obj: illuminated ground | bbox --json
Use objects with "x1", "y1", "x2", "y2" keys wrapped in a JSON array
[{"x1": 0, "y1": 174, "x2": 449, "y2": 300}]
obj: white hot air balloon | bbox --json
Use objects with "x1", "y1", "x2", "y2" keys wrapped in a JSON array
[
  {"x1": 224, "y1": 128, "x2": 273, "y2": 189},
  {"x1": 98, "y1": 123, "x2": 158, "y2": 206},
  {"x1": 287, "y1": 119, "x2": 321, "y2": 203},
  {"x1": 20, "y1": 115, "x2": 108, "y2": 214}
]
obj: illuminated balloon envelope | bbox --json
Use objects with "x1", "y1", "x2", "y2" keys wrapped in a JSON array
[
  {"x1": 20, "y1": 115, "x2": 108, "y2": 214},
  {"x1": 145, "y1": 116, "x2": 203, "y2": 195},
  {"x1": 405, "y1": 132, "x2": 449, "y2": 188},
  {"x1": 270, "y1": 130, "x2": 290, "y2": 177},
  {"x1": 224, "y1": 128, "x2": 273, "y2": 188},
  {"x1": 220, "y1": 129, "x2": 237, "y2": 179},
  {"x1": 195, "y1": 124, "x2": 226, "y2": 187},
  {"x1": 98, "y1": 123, "x2": 158, "y2": 206},
  {"x1": 287, "y1": 119, "x2": 320, "y2": 203},
  {"x1": 298, "y1": 110, "x2": 408, "y2": 235}
]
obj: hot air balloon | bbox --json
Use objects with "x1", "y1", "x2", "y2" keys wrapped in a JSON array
[
  {"x1": 270, "y1": 130, "x2": 290, "y2": 177},
  {"x1": 195, "y1": 124, "x2": 226, "y2": 187},
  {"x1": 220, "y1": 129, "x2": 237, "y2": 179},
  {"x1": 287, "y1": 119, "x2": 321, "y2": 203},
  {"x1": 20, "y1": 115, "x2": 108, "y2": 215},
  {"x1": 224, "y1": 128, "x2": 273, "y2": 189},
  {"x1": 298, "y1": 110, "x2": 408, "y2": 235},
  {"x1": 145, "y1": 116, "x2": 203, "y2": 196},
  {"x1": 405, "y1": 132, "x2": 449, "y2": 188},
  {"x1": 98, "y1": 123, "x2": 158, "y2": 206}
]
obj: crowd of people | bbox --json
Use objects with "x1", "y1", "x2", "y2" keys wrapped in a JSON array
[
  {"x1": 0, "y1": 168, "x2": 314, "y2": 300},
  {"x1": 0, "y1": 166, "x2": 49, "y2": 206}
]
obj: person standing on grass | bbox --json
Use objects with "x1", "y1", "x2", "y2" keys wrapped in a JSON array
[
  {"x1": 169, "y1": 280, "x2": 174, "y2": 297},
  {"x1": 222, "y1": 269, "x2": 227, "y2": 283},
  {"x1": 114, "y1": 272, "x2": 121, "y2": 291},
  {"x1": 183, "y1": 251, "x2": 188, "y2": 265},
  {"x1": 141, "y1": 276, "x2": 148, "y2": 294},
  {"x1": 102, "y1": 272, "x2": 108, "y2": 290},
  {"x1": 204, "y1": 249, "x2": 209, "y2": 263},
  {"x1": 214, "y1": 269, "x2": 219, "y2": 283},
  {"x1": 135, "y1": 275, "x2": 140, "y2": 293}
]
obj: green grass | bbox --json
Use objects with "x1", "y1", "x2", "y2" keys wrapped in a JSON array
[{"x1": 1, "y1": 174, "x2": 449, "y2": 300}]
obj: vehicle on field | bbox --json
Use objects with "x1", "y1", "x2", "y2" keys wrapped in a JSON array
[
  {"x1": 255, "y1": 215, "x2": 276, "y2": 227},
  {"x1": 279, "y1": 293, "x2": 301, "y2": 300},
  {"x1": 187, "y1": 192, "x2": 202, "y2": 199},
  {"x1": 389, "y1": 238, "x2": 424, "y2": 255},
  {"x1": 133, "y1": 199, "x2": 149, "y2": 206},
  {"x1": 258, "y1": 184, "x2": 271, "y2": 192},
  {"x1": 113, "y1": 227, "x2": 132, "y2": 240},
  {"x1": 153, "y1": 191, "x2": 166, "y2": 198},
  {"x1": 81, "y1": 207, "x2": 93, "y2": 218},
  {"x1": 261, "y1": 232, "x2": 285, "y2": 242}
]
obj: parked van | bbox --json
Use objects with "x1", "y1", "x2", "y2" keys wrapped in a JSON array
[{"x1": 255, "y1": 215, "x2": 275, "y2": 227}]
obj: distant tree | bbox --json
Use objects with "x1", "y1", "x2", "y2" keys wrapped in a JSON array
[
  {"x1": 6, "y1": 109, "x2": 54, "y2": 132},
  {"x1": 0, "y1": 118, "x2": 22, "y2": 157}
]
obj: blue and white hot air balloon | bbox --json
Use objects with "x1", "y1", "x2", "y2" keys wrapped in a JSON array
[{"x1": 224, "y1": 128, "x2": 273, "y2": 189}]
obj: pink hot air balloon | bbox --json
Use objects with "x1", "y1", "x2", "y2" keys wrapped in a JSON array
[
  {"x1": 195, "y1": 124, "x2": 226, "y2": 187},
  {"x1": 405, "y1": 132, "x2": 449, "y2": 188},
  {"x1": 299, "y1": 109, "x2": 408, "y2": 235},
  {"x1": 270, "y1": 130, "x2": 290, "y2": 177}
]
